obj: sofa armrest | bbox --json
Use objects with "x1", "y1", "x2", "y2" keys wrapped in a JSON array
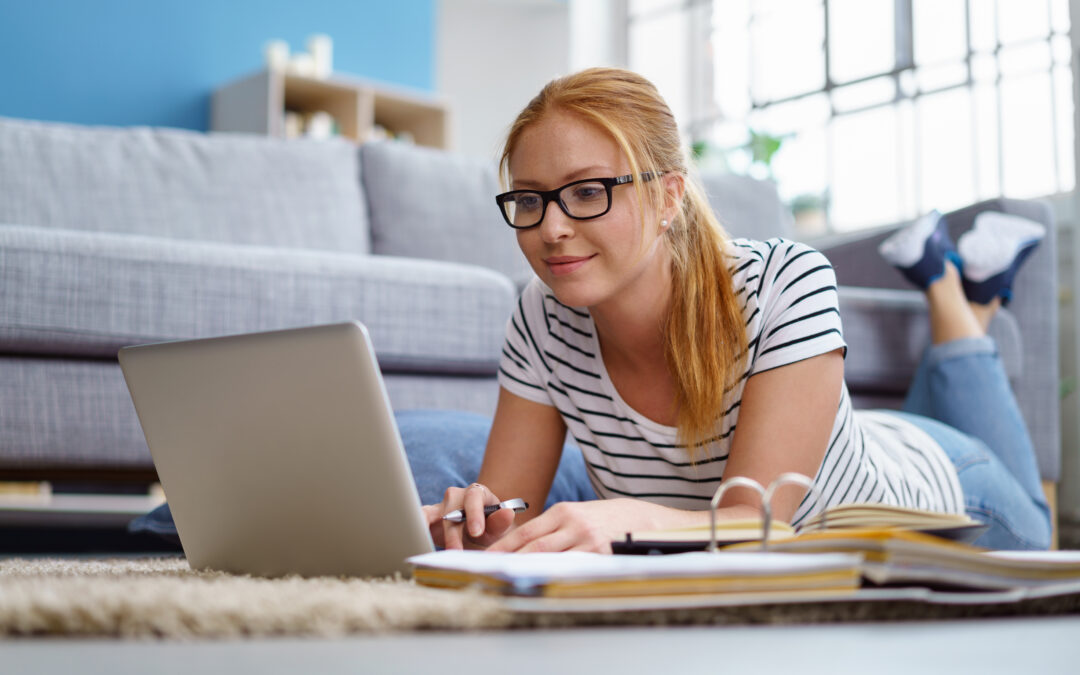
[
  {"x1": 818, "y1": 198, "x2": 1060, "y2": 482},
  {"x1": 839, "y1": 286, "x2": 1022, "y2": 392}
]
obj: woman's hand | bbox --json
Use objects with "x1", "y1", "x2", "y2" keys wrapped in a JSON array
[
  {"x1": 485, "y1": 498, "x2": 688, "y2": 554},
  {"x1": 422, "y1": 482, "x2": 517, "y2": 550}
]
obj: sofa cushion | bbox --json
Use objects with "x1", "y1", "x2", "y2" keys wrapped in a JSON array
[
  {"x1": 0, "y1": 225, "x2": 514, "y2": 374},
  {"x1": 699, "y1": 172, "x2": 795, "y2": 240},
  {"x1": 361, "y1": 141, "x2": 534, "y2": 288},
  {"x1": 839, "y1": 286, "x2": 1022, "y2": 393},
  {"x1": 0, "y1": 116, "x2": 370, "y2": 254}
]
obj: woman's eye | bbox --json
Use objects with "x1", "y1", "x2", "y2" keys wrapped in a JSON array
[
  {"x1": 516, "y1": 194, "x2": 542, "y2": 211},
  {"x1": 571, "y1": 184, "x2": 605, "y2": 201}
]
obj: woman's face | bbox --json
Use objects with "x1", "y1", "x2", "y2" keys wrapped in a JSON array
[{"x1": 508, "y1": 111, "x2": 671, "y2": 310}]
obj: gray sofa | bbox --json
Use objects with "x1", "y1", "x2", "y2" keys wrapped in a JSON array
[
  {"x1": 0, "y1": 115, "x2": 1060, "y2": 500},
  {"x1": 706, "y1": 174, "x2": 1059, "y2": 492}
]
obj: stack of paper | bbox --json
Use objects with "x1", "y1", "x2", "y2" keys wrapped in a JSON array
[
  {"x1": 725, "y1": 529, "x2": 1080, "y2": 590},
  {"x1": 408, "y1": 549, "x2": 862, "y2": 598}
]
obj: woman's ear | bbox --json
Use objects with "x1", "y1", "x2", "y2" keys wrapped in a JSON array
[{"x1": 661, "y1": 172, "x2": 686, "y2": 226}]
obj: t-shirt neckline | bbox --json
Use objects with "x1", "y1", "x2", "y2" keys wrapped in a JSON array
[{"x1": 583, "y1": 314, "x2": 679, "y2": 436}]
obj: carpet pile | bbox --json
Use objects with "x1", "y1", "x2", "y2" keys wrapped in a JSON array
[{"x1": 3, "y1": 556, "x2": 1080, "y2": 639}]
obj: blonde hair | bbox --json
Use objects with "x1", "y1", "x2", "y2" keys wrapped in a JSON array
[{"x1": 500, "y1": 68, "x2": 748, "y2": 456}]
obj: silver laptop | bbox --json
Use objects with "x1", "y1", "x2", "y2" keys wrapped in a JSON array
[{"x1": 118, "y1": 322, "x2": 435, "y2": 578}]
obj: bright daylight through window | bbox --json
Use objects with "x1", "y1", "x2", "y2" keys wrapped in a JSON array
[{"x1": 628, "y1": 0, "x2": 1075, "y2": 236}]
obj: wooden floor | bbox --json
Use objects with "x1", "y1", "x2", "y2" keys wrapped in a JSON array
[{"x1": 3, "y1": 617, "x2": 1079, "y2": 674}]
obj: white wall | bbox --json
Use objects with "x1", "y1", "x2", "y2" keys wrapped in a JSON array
[
  {"x1": 436, "y1": 0, "x2": 571, "y2": 160},
  {"x1": 569, "y1": 0, "x2": 627, "y2": 71}
]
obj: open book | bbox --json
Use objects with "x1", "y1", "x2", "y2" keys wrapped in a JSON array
[
  {"x1": 615, "y1": 502, "x2": 986, "y2": 554},
  {"x1": 614, "y1": 518, "x2": 797, "y2": 554},
  {"x1": 799, "y1": 503, "x2": 984, "y2": 536}
]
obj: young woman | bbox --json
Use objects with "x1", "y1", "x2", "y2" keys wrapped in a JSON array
[{"x1": 418, "y1": 67, "x2": 1051, "y2": 553}]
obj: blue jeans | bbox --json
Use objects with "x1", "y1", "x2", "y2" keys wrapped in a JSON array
[
  {"x1": 398, "y1": 409, "x2": 597, "y2": 510},
  {"x1": 891, "y1": 336, "x2": 1051, "y2": 550}
]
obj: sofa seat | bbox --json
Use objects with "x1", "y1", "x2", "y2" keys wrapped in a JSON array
[
  {"x1": 0, "y1": 224, "x2": 515, "y2": 375},
  {"x1": 0, "y1": 357, "x2": 503, "y2": 471}
]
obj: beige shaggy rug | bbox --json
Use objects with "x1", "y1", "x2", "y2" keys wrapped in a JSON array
[
  {"x1": 3, "y1": 556, "x2": 1080, "y2": 639},
  {"x1": 0, "y1": 556, "x2": 511, "y2": 638}
]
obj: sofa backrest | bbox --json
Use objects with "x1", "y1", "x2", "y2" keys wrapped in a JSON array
[
  {"x1": 699, "y1": 171, "x2": 795, "y2": 240},
  {"x1": 361, "y1": 141, "x2": 534, "y2": 288},
  {"x1": 0, "y1": 116, "x2": 371, "y2": 254}
]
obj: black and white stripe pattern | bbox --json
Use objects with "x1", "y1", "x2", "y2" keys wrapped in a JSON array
[{"x1": 498, "y1": 238, "x2": 964, "y2": 523}]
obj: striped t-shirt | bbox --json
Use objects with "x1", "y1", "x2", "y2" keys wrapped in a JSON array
[{"x1": 497, "y1": 238, "x2": 964, "y2": 525}]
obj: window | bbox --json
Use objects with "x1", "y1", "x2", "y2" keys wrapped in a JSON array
[{"x1": 628, "y1": 0, "x2": 1075, "y2": 234}]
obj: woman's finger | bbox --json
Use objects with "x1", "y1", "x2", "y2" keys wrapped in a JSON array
[
  {"x1": 463, "y1": 482, "x2": 495, "y2": 539},
  {"x1": 487, "y1": 509, "x2": 558, "y2": 552},
  {"x1": 442, "y1": 508, "x2": 468, "y2": 550},
  {"x1": 474, "y1": 506, "x2": 516, "y2": 545},
  {"x1": 421, "y1": 504, "x2": 446, "y2": 547},
  {"x1": 439, "y1": 487, "x2": 467, "y2": 550},
  {"x1": 514, "y1": 528, "x2": 579, "y2": 553}
]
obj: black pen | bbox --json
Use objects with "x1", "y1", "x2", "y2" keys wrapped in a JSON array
[{"x1": 442, "y1": 497, "x2": 528, "y2": 523}]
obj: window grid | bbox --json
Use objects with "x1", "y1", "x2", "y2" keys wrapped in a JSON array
[{"x1": 628, "y1": 0, "x2": 1075, "y2": 233}]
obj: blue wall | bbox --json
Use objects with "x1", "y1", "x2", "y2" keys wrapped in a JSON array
[{"x1": 0, "y1": 0, "x2": 435, "y2": 131}]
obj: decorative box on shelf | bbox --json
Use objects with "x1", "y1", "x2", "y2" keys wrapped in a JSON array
[{"x1": 211, "y1": 69, "x2": 450, "y2": 148}]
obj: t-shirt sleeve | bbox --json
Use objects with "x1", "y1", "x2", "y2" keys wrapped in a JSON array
[
  {"x1": 496, "y1": 282, "x2": 555, "y2": 406},
  {"x1": 750, "y1": 240, "x2": 847, "y2": 375}
]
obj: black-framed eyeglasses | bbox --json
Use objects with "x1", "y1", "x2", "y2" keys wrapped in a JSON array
[{"x1": 495, "y1": 172, "x2": 660, "y2": 230}]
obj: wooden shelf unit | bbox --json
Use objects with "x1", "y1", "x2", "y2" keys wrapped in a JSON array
[{"x1": 211, "y1": 69, "x2": 449, "y2": 148}]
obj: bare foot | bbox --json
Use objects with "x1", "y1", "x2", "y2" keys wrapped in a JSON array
[{"x1": 926, "y1": 262, "x2": 985, "y2": 345}]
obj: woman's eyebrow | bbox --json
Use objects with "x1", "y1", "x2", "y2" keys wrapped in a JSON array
[{"x1": 513, "y1": 165, "x2": 615, "y2": 189}]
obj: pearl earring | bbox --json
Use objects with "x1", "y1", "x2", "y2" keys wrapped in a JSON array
[{"x1": 661, "y1": 219, "x2": 668, "y2": 227}]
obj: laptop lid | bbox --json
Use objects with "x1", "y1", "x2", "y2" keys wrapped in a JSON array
[{"x1": 118, "y1": 322, "x2": 435, "y2": 578}]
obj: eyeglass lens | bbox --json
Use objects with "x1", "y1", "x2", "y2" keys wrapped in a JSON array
[{"x1": 502, "y1": 181, "x2": 610, "y2": 228}]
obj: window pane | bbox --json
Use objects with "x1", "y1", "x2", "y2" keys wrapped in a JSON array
[
  {"x1": 1054, "y1": 65, "x2": 1075, "y2": 192},
  {"x1": 777, "y1": 126, "x2": 829, "y2": 237},
  {"x1": 918, "y1": 89, "x2": 976, "y2": 212},
  {"x1": 998, "y1": 0, "x2": 1050, "y2": 45},
  {"x1": 829, "y1": 0, "x2": 894, "y2": 84},
  {"x1": 898, "y1": 100, "x2": 917, "y2": 217},
  {"x1": 899, "y1": 69, "x2": 918, "y2": 97},
  {"x1": 971, "y1": 54, "x2": 998, "y2": 83},
  {"x1": 832, "y1": 76, "x2": 896, "y2": 113},
  {"x1": 969, "y1": 0, "x2": 997, "y2": 52},
  {"x1": 1000, "y1": 73, "x2": 1056, "y2": 198},
  {"x1": 748, "y1": 96, "x2": 829, "y2": 214},
  {"x1": 973, "y1": 84, "x2": 1001, "y2": 199},
  {"x1": 751, "y1": 93, "x2": 830, "y2": 136},
  {"x1": 711, "y1": 0, "x2": 752, "y2": 120},
  {"x1": 750, "y1": 0, "x2": 824, "y2": 102},
  {"x1": 999, "y1": 42, "x2": 1052, "y2": 77},
  {"x1": 1053, "y1": 35, "x2": 1072, "y2": 65},
  {"x1": 916, "y1": 62, "x2": 968, "y2": 92},
  {"x1": 1051, "y1": 0, "x2": 1071, "y2": 32},
  {"x1": 629, "y1": 12, "x2": 690, "y2": 124},
  {"x1": 630, "y1": 0, "x2": 683, "y2": 17},
  {"x1": 829, "y1": 106, "x2": 903, "y2": 230},
  {"x1": 913, "y1": 0, "x2": 967, "y2": 65}
]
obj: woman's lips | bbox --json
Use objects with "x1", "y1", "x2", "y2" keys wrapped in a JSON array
[{"x1": 545, "y1": 254, "x2": 595, "y2": 276}]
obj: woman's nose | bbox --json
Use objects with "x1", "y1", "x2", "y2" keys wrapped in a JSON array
[{"x1": 538, "y1": 203, "x2": 575, "y2": 243}]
